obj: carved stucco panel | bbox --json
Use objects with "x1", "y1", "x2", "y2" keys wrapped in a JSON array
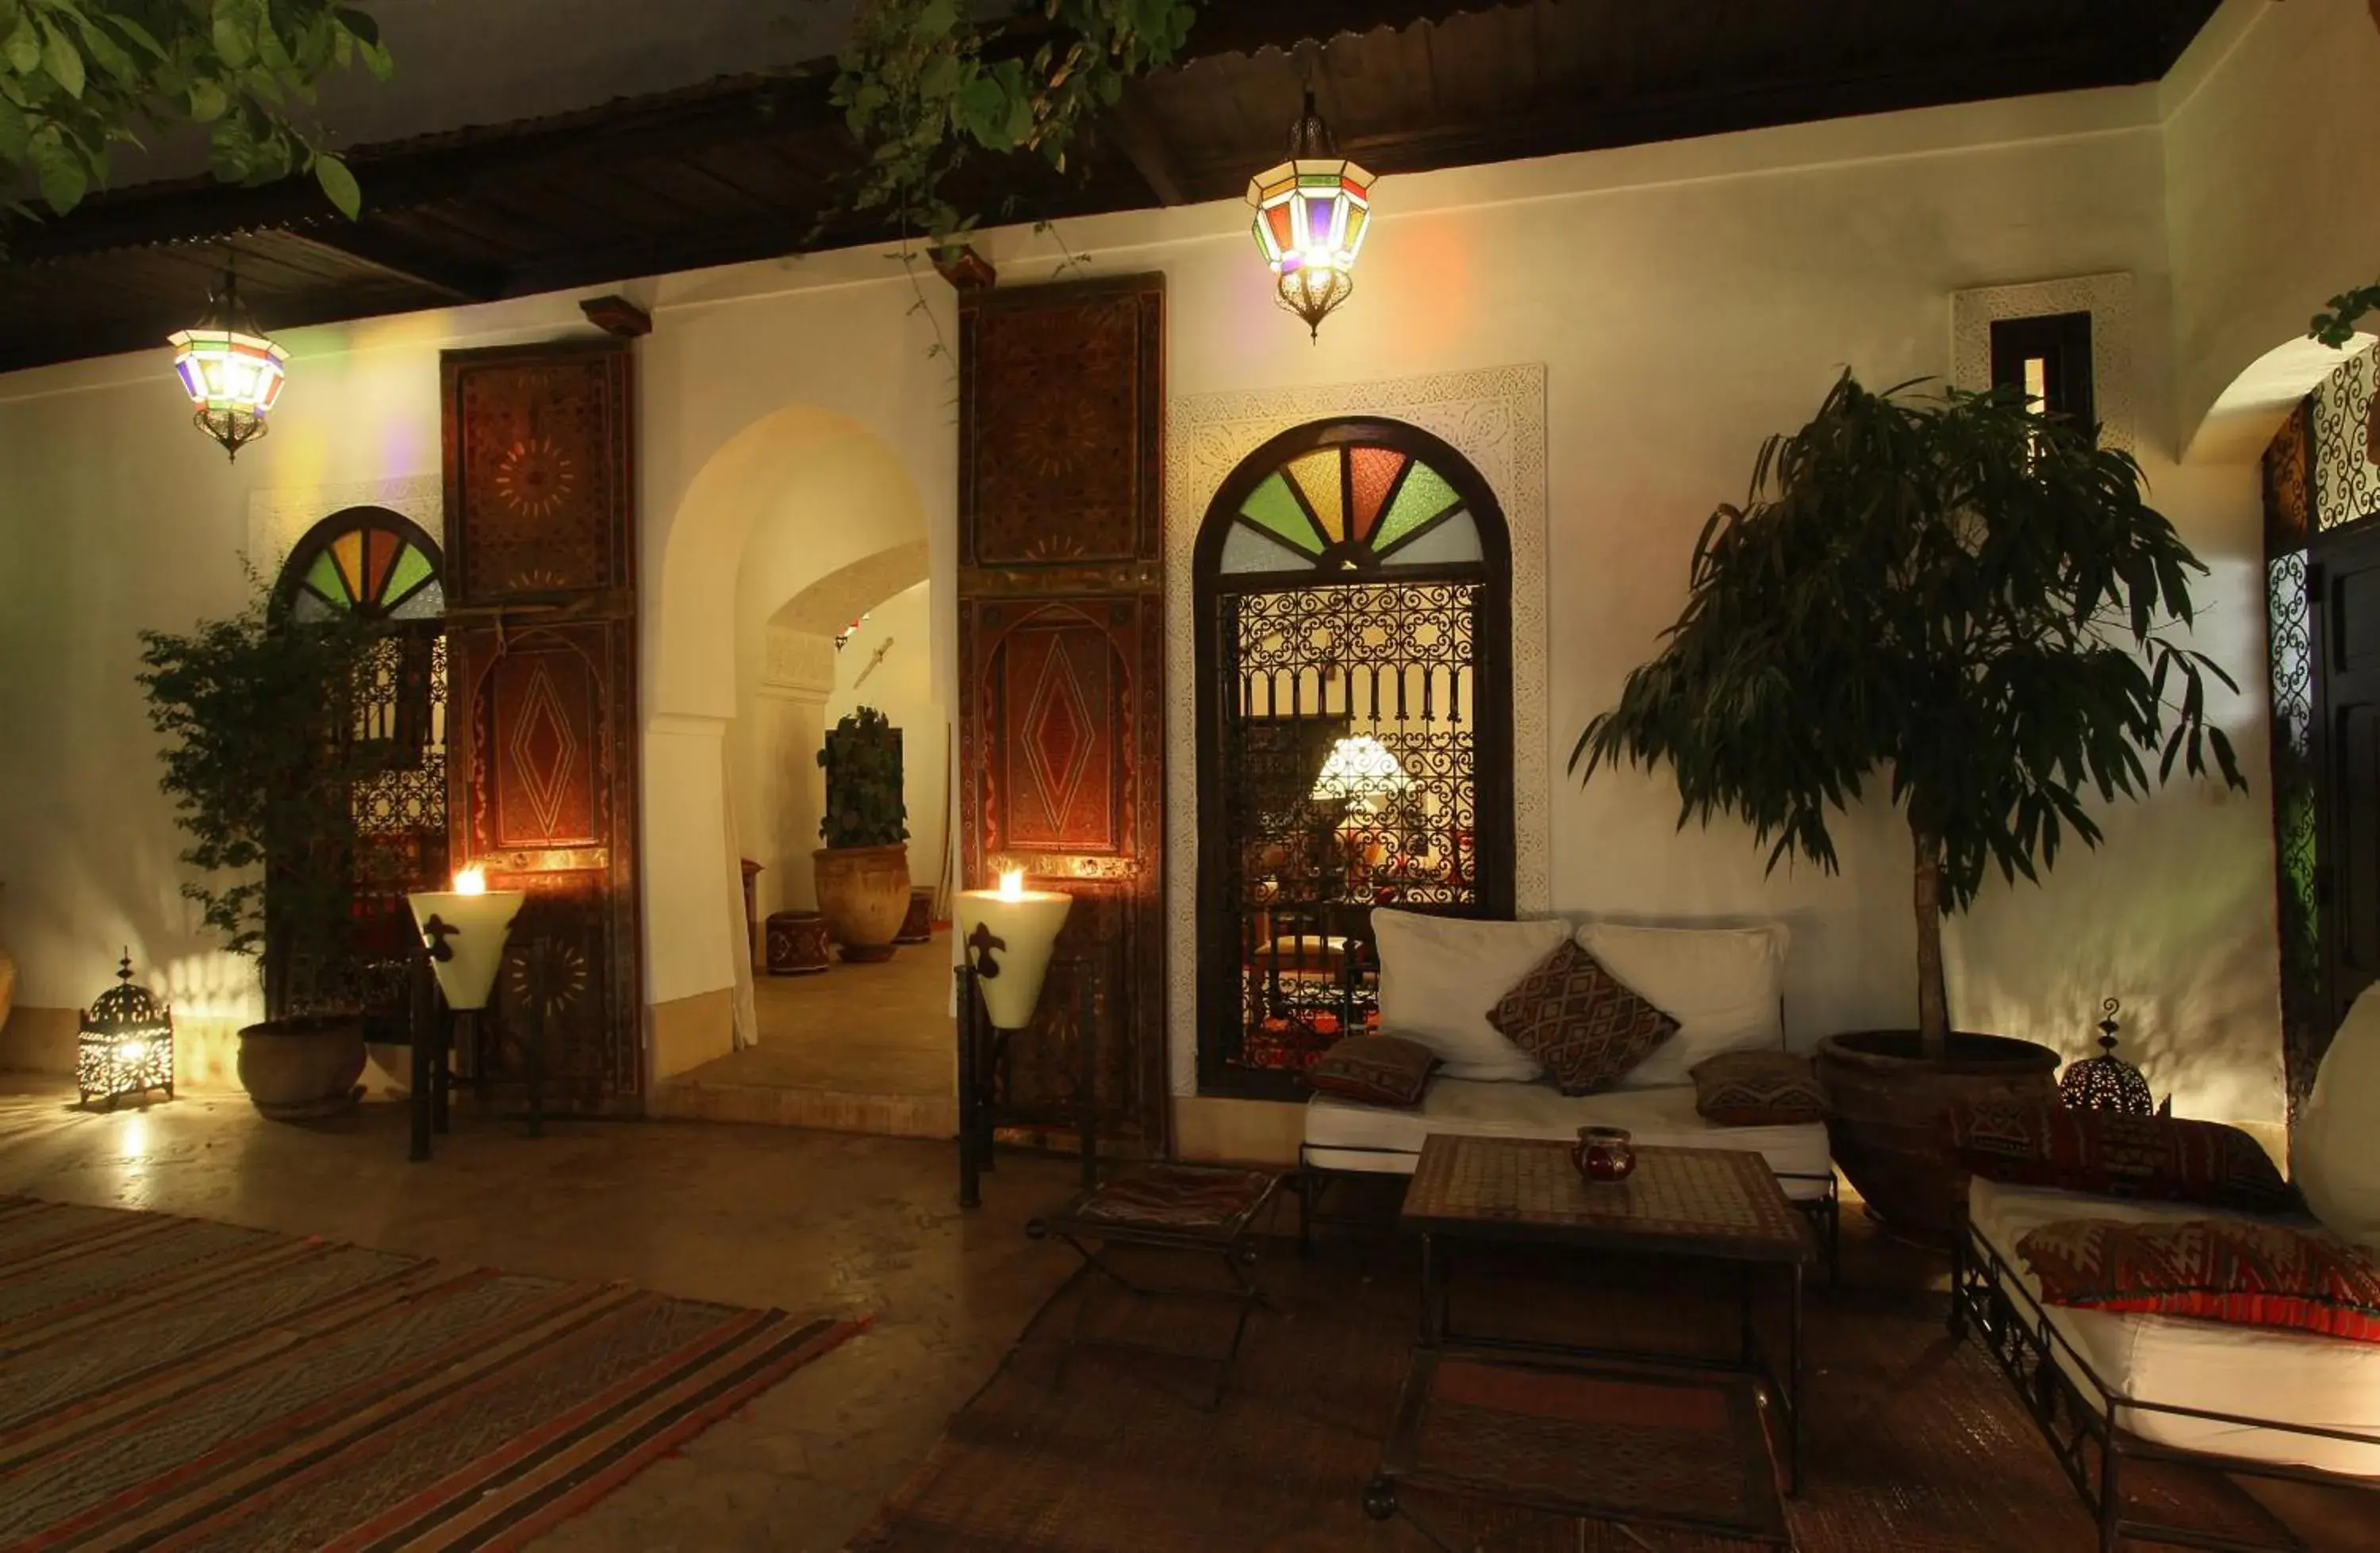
[{"x1": 1163, "y1": 363, "x2": 1549, "y2": 1096}]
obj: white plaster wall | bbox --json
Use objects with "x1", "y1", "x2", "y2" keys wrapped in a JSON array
[
  {"x1": 0, "y1": 82, "x2": 2296, "y2": 1122},
  {"x1": 2164, "y1": 0, "x2": 2380, "y2": 454}
]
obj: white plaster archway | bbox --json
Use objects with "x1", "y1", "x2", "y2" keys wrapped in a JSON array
[{"x1": 642, "y1": 403, "x2": 930, "y2": 1079}]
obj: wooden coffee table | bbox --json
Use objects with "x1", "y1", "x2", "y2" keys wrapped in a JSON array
[{"x1": 1394, "y1": 1135, "x2": 1817, "y2": 1496}]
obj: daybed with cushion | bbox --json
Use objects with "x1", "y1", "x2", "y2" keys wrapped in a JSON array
[
  {"x1": 1950, "y1": 1068, "x2": 2380, "y2": 1551},
  {"x1": 1296, "y1": 911, "x2": 1838, "y2": 1258}
]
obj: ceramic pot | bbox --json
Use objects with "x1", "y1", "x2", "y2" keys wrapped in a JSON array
[
  {"x1": 1814, "y1": 1029, "x2": 2060, "y2": 1244},
  {"x1": 236, "y1": 1015, "x2": 367, "y2": 1121},
  {"x1": 1572, "y1": 1125, "x2": 1636, "y2": 1183},
  {"x1": 812, "y1": 843, "x2": 912, "y2": 963}
]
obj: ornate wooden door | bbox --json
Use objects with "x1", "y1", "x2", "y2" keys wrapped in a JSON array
[
  {"x1": 958, "y1": 274, "x2": 1168, "y2": 1152},
  {"x1": 440, "y1": 340, "x2": 642, "y2": 1110}
]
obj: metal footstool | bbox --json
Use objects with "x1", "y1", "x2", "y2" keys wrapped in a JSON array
[{"x1": 1030, "y1": 1163, "x2": 1281, "y2": 1409}]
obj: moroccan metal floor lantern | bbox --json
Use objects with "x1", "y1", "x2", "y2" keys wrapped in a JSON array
[
  {"x1": 77, "y1": 952, "x2": 175, "y2": 1109},
  {"x1": 2059, "y1": 997, "x2": 2160, "y2": 1115}
]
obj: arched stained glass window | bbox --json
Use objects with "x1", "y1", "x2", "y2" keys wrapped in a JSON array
[
  {"x1": 1193, "y1": 419, "x2": 1513, "y2": 1097},
  {"x1": 278, "y1": 511, "x2": 446, "y2": 623},
  {"x1": 1217, "y1": 439, "x2": 1485, "y2": 576}
]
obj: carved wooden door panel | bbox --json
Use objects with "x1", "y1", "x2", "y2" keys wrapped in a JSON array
[
  {"x1": 958, "y1": 275, "x2": 1167, "y2": 1152},
  {"x1": 441, "y1": 342, "x2": 641, "y2": 1110}
]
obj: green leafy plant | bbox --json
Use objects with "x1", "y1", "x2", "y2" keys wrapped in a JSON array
[
  {"x1": 1572, "y1": 373, "x2": 2246, "y2": 1056},
  {"x1": 818, "y1": 706, "x2": 909, "y2": 849},
  {"x1": 830, "y1": 0, "x2": 1197, "y2": 247},
  {"x1": 0, "y1": 0, "x2": 391, "y2": 223},
  {"x1": 2311, "y1": 283, "x2": 2380, "y2": 350},
  {"x1": 136, "y1": 581, "x2": 376, "y2": 1019}
]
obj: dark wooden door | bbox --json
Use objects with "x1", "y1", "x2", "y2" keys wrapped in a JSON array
[
  {"x1": 2312, "y1": 520, "x2": 2380, "y2": 1032},
  {"x1": 440, "y1": 340, "x2": 642, "y2": 1110},
  {"x1": 958, "y1": 275, "x2": 1167, "y2": 1152}
]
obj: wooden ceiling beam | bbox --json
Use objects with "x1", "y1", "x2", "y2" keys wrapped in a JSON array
[{"x1": 277, "y1": 222, "x2": 509, "y2": 304}]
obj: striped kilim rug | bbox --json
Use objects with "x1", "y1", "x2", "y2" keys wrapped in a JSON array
[{"x1": 0, "y1": 1194, "x2": 869, "y2": 1551}]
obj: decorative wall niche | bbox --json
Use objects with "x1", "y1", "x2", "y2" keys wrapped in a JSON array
[{"x1": 1951, "y1": 272, "x2": 2133, "y2": 454}]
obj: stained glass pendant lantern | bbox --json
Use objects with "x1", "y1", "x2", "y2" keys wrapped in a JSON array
[
  {"x1": 77, "y1": 951, "x2": 175, "y2": 1110},
  {"x1": 168, "y1": 265, "x2": 288, "y2": 461},
  {"x1": 2059, "y1": 997, "x2": 2159, "y2": 1115},
  {"x1": 1246, "y1": 92, "x2": 1375, "y2": 340}
]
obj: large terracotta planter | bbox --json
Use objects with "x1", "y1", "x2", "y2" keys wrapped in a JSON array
[
  {"x1": 1814, "y1": 1029, "x2": 2059, "y2": 1244},
  {"x1": 812, "y1": 843, "x2": 912, "y2": 963},
  {"x1": 236, "y1": 1015, "x2": 367, "y2": 1121}
]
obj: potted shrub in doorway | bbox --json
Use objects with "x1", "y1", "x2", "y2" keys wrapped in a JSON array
[
  {"x1": 1573, "y1": 372, "x2": 2246, "y2": 1241},
  {"x1": 813, "y1": 707, "x2": 911, "y2": 962},
  {"x1": 138, "y1": 587, "x2": 378, "y2": 1118}
]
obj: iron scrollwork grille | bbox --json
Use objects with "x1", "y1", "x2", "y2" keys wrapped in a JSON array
[
  {"x1": 271, "y1": 508, "x2": 451, "y2": 1040},
  {"x1": 1194, "y1": 418, "x2": 1514, "y2": 1096},
  {"x1": 2265, "y1": 397, "x2": 2324, "y2": 1119}
]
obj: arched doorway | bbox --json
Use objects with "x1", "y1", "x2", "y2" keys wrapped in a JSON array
[
  {"x1": 1192, "y1": 418, "x2": 1513, "y2": 1095},
  {"x1": 269, "y1": 507, "x2": 448, "y2": 1039}
]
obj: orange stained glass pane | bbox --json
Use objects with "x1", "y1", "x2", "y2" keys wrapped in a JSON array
[
  {"x1": 331, "y1": 528, "x2": 367, "y2": 601},
  {"x1": 1348, "y1": 447, "x2": 1406, "y2": 542},
  {"x1": 362, "y1": 526, "x2": 397, "y2": 603},
  {"x1": 1286, "y1": 449, "x2": 1345, "y2": 543}
]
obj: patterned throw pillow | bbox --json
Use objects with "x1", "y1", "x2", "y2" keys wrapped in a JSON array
[
  {"x1": 2017, "y1": 1217, "x2": 2380, "y2": 1343},
  {"x1": 1691, "y1": 1051, "x2": 1827, "y2": 1125},
  {"x1": 1948, "y1": 1100, "x2": 2298, "y2": 1214},
  {"x1": 1300, "y1": 1034, "x2": 1440, "y2": 1109},
  {"x1": 1486, "y1": 941, "x2": 1678, "y2": 1096}
]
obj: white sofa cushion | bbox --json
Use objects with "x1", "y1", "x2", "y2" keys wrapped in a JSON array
[
  {"x1": 2298, "y1": 982, "x2": 2380, "y2": 1249},
  {"x1": 1969, "y1": 1176, "x2": 2380, "y2": 1474},
  {"x1": 1303, "y1": 1078, "x2": 1833, "y2": 1201},
  {"x1": 1372, "y1": 911, "x2": 1570, "y2": 1081},
  {"x1": 1573, "y1": 920, "x2": 1788, "y2": 1088}
]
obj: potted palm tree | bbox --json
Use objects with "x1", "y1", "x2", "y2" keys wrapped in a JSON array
[
  {"x1": 1575, "y1": 372, "x2": 2245, "y2": 1240},
  {"x1": 813, "y1": 707, "x2": 911, "y2": 962},
  {"x1": 139, "y1": 586, "x2": 378, "y2": 1118}
]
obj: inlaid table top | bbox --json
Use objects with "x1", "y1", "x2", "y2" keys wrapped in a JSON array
[{"x1": 1401, "y1": 1135, "x2": 1817, "y2": 1264}]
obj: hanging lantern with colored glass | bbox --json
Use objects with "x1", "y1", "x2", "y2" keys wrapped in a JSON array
[
  {"x1": 76, "y1": 951, "x2": 175, "y2": 1110},
  {"x1": 168, "y1": 264, "x2": 289, "y2": 461},
  {"x1": 2057, "y1": 997, "x2": 2163, "y2": 1115},
  {"x1": 1246, "y1": 92, "x2": 1376, "y2": 340}
]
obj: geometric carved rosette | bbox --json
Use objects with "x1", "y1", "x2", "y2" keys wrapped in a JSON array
[{"x1": 442, "y1": 342, "x2": 635, "y2": 608}]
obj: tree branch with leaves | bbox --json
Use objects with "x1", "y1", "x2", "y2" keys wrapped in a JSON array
[{"x1": 0, "y1": 0, "x2": 389, "y2": 224}]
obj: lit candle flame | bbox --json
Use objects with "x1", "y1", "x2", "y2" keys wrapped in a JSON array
[
  {"x1": 454, "y1": 867, "x2": 487, "y2": 896},
  {"x1": 997, "y1": 869, "x2": 1024, "y2": 901}
]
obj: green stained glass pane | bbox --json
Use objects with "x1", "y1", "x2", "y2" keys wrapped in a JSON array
[
  {"x1": 384, "y1": 543, "x2": 433, "y2": 605},
  {"x1": 304, "y1": 550, "x2": 351, "y2": 607},
  {"x1": 1374, "y1": 462, "x2": 1462, "y2": 552},
  {"x1": 1240, "y1": 471, "x2": 1323, "y2": 554}
]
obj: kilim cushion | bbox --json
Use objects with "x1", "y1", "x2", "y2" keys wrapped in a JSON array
[
  {"x1": 2017, "y1": 1217, "x2": 2380, "y2": 1343},
  {"x1": 1300, "y1": 1034, "x2": 1439, "y2": 1108},
  {"x1": 1486, "y1": 940, "x2": 1679, "y2": 1097},
  {"x1": 1691, "y1": 1050, "x2": 1828, "y2": 1125},
  {"x1": 1949, "y1": 1100, "x2": 2298, "y2": 1214}
]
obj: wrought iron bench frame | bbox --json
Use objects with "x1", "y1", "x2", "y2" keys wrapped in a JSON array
[{"x1": 1950, "y1": 1208, "x2": 2380, "y2": 1553}]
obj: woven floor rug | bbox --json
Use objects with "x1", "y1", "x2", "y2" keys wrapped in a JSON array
[
  {"x1": 0, "y1": 1194, "x2": 869, "y2": 1552},
  {"x1": 849, "y1": 1225, "x2": 2348, "y2": 1552}
]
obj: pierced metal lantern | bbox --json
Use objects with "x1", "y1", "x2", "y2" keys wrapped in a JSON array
[
  {"x1": 2059, "y1": 997, "x2": 2158, "y2": 1115},
  {"x1": 167, "y1": 266, "x2": 288, "y2": 461},
  {"x1": 1246, "y1": 92, "x2": 1376, "y2": 340},
  {"x1": 77, "y1": 952, "x2": 175, "y2": 1109}
]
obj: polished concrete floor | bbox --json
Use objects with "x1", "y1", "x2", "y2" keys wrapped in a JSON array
[
  {"x1": 0, "y1": 1077, "x2": 1077, "y2": 1553},
  {"x1": 652, "y1": 934, "x2": 958, "y2": 1137}
]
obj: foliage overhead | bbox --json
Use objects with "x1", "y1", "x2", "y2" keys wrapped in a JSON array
[
  {"x1": 1572, "y1": 374, "x2": 2245, "y2": 1046},
  {"x1": 136, "y1": 583, "x2": 377, "y2": 1019},
  {"x1": 819, "y1": 706, "x2": 909, "y2": 849},
  {"x1": 2311, "y1": 284, "x2": 2380, "y2": 351},
  {"x1": 0, "y1": 0, "x2": 389, "y2": 224},
  {"x1": 830, "y1": 0, "x2": 1197, "y2": 246}
]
